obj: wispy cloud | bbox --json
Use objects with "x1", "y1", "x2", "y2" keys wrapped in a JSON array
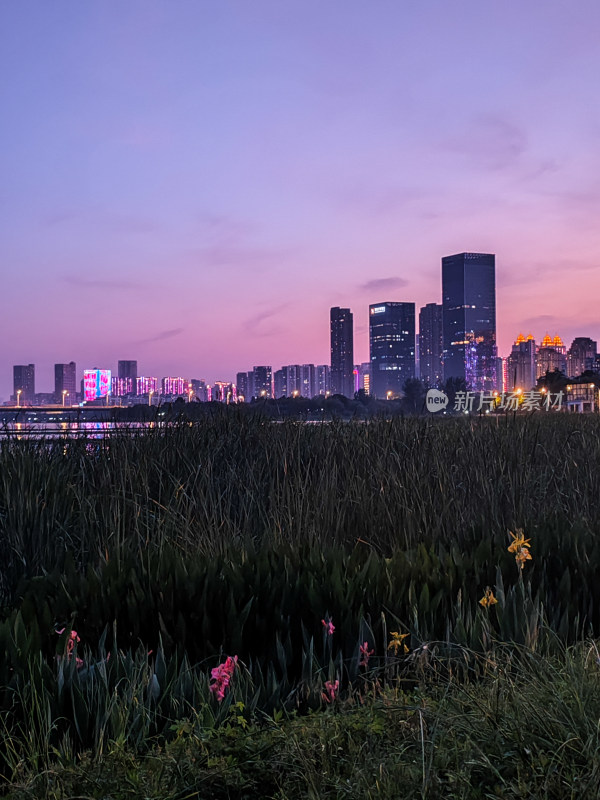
[
  {"x1": 443, "y1": 114, "x2": 528, "y2": 171},
  {"x1": 520, "y1": 314, "x2": 559, "y2": 328},
  {"x1": 64, "y1": 275, "x2": 141, "y2": 290},
  {"x1": 334, "y1": 182, "x2": 423, "y2": 217},
  {"x1": 241, "y1": 304, "x2": 290, "y2": 337},
  {"x1": 136, "y1": 328, "x2": 184, "y2": 344},
  {"x1": 190, "y1": 212, "x2": 295, "y2": 271},
  {"x1": 359, "y1": 276, "x2": 409, "y2": 293},
  {"x1": 195, "y1": 243, "x2": 289, "y2": 269}
]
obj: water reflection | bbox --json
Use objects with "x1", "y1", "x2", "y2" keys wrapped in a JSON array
[{"x1": 0, "y1": 421, "x2": 153, "y2": 440}]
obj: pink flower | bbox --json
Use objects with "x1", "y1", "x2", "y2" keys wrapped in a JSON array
[
  {"x1": 322, "y1": 679, "x2": 339, "y2": 703},
  {"x1": 56, "y1": 628, "x2": 83, "y2": 668},
  {"x1": 359, "y1": 641, "x2": 374, "y2": 669},
  {"x1": 321, "y1": 619, "x2": 335, "y2": 636},
  {"x1": 209, "y1": 655, "x2": 238, "y2": 702}
]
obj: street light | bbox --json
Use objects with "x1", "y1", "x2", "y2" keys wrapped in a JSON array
[
  {"x1": 188, "y1": 388, "x2": 193, "y2": 403},
  {"x1": 149, "y1": 390, "x2": 154, "y2": 407},
  {"x1": 62, "y1": 390, "x2": 68, "y2": 407},
  {"x1": 386, "y1": 391, "x2": 393, "y2": 400},
  {"x1": 16, "y1": 389, "x2": 22, "y2": 407}
]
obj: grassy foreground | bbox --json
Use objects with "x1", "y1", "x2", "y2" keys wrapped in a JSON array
[
  {"x1": 5, "y1": 642, "x2": 600, "y2": 799},
  {"x1": 2, "y1": 413, "x2": 600, "y2": 797}
]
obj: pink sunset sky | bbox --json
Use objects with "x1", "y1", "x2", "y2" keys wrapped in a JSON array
[{"x1": 1, "y1": 1, "x2": 600, "y2": 398}]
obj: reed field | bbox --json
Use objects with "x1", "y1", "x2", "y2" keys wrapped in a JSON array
[{"x1": 2, "y1": 412, "x2": 600, "y2": 798}]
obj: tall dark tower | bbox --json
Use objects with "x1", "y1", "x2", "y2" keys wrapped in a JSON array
[
  {"x1": 330, "y1": 307, "x2": 354, "y2": 397},
  {"x1": 118, "y1": 360, "x2": 138, "y2": 380},
  {"x1": 13, "y1": 364, "x2": 35, "y2": 402},
  {"x1": 442, "y1": 252, "x2": 497, "y2": 391},
  {"x1": 369, "y1": 302, "x2": 415, "y2": 398},
  {"x1": 419, "y1": 303, "x2": 443, "y2": 386},
  {"x1": 54, "y1": 362, "x2": 77, "y2": 402}
]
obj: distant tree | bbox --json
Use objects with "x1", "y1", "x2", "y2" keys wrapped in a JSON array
[
  {"x1": 401, "y1": 378, "x2": 427, "y2": 415},
  {"x1": 537, "y1": 369, "x2": 568, "y2": 394},
  {"x1": 442, "y1": 377, "x2": 468, "y2": 411}
]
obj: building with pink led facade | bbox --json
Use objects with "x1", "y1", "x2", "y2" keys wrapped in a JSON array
[
  {"x1": 136, "y1": 376, "x2": 158, "y2": 396},
  {"x1": 83, "y1": 369, "x2": 111, "y2": 402},
  {"x1": 161, "y1": 377, "x2": 186, "y2": 396}
]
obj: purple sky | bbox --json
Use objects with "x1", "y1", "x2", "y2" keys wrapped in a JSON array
[{"x1": 2, "y1": 1, "x2": 600, "y2": 397}]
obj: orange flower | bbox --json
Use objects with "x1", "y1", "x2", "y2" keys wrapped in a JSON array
[
  {"x1": 479, "y1": 587, "x2": 498, "y2": 607},
  {"x1": 507, "y1": 529, "x2": 531, "y2": 554},
  {"x1": 388, "y1": 631, "x2": 409, "y2": 655},
  {"x1": 515, "y1": 547, "x2": 532, "y2": 569}
]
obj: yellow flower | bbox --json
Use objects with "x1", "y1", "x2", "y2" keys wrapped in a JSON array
[
  {"x1": 388, "y1": 631, "x2": 409, "y2": 655},
  {"x1": 479, "y1": 587, "x2": 498, "y2": 607},
  {"x1": 507, "y1": 529, "x2": 531, "y2": 554},
  {"x1": 515, "y1": 546, "x2": 532, "y2": 569}
]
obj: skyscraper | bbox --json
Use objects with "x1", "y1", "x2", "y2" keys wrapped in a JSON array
[
  {"x1": 300, "y1": 364, "x2": 316, "y2": 398},
  {"x1": 506, "y1": 334, "x2": 536, "y2": 391},
  {"x1": 330, "y1": 307, "x2": 354, "y2": 397},
  {"x1": 118, "y1": 360, "x2": 138, "y2": 380},
  {"x1": 418, "y1": 303, "x2": 443, "y2": 387},
  {"x1": 442, "y1": 252, "x2": 497, "y2": 391},
  {"x1": 13, "y1": 364, "x2": 35, "y2": 403},
  {"x1": 537, "y1": 335, "x2": 567, "y2": 379},
  {"x1": 236, "y1": 372, "x2": 249, "y2": 401},
  {"x1": 567, "y1": 337, "x2": 597, "y2": 378},
  {"x1": 252, "y1": 366, "x2": 272, "y2": 398},
  {"x1": 369, "y1": 302, "x2": 415, "y2": 398},
  {"x1": 316, "y1": 365, "x2": 330, "y2": 395},
  {"x1": 273, "y1": 369, "x2": 286, "y2": 399},
  {"x1": 54, "y1": 362, "x2": 77, "y2": 403}
]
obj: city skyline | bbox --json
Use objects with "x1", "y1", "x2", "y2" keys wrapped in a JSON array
[
  {"x1": 2, "y1": 2, "x2": 600, "y2": 399},
  {"x1": 8, "y1": 316, "x2": 599, "y2": 403},
  {"x1": 4, "y1": 249, "x2": 599, "y2": 400}
]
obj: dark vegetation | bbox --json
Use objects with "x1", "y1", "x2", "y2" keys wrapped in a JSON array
[{"x1": 1, "y1": 413, "x2": 600, "y2": 797}]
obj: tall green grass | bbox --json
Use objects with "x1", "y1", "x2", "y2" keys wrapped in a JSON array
[
  {"x1": 1, "y1": 414, "x2": 600, "y2": 594},
  {"x1": 2, "y1": 414, "x2": 600, "y2": 789}
]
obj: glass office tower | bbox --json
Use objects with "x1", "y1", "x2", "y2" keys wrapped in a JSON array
[
  {"x1": 330, "y1": 307, "x2": 354, "y2": 397},
  {"x1": 369, "y1": 302, "x2": 415, "y2": 398},
  {"x1": 442, "y1": 252, "x2": 497, "y2": 391},
  {"x1": 418, "y1": 303, "x2": 443, "y2": 386}
]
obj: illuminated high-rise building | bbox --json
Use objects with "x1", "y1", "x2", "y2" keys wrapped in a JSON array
[
  {"x1": 330, "y1": 307, "x2": 354, "y2": 397},
  {"x1": 442, "y1": 252, "x2": 497, "y2": 391},
  {"x1": 13, "y1": 364, "x2": 35, "y2": 403},
  {"x1": 369, "y1": 302, "x2": 415, "y2": 399},
  {"x1": 316, "y1": 365, "x2": 330, "y2": 395},
  {"x1": 418, "y1": 303, "x2": 443, "y2": 386},
  {"x1": 300, "y1": 364, "x2": 316, "y2": 398},
  {"x1": 252, "y1": 366, "x2": 272, "y2": 398},
  {"x1": 357, "y1": 362, "x2": 371, "y2": 395},
  {"x1": 506, "y1": 334, "x2": 536, "y2": 391},
  {"x1": 54, "y1": 362, "x2": 76, "y2": 403},
  {"x1": 236, "y1": 372, "x2": 249, "y2": 401},
  {"x1": 567, "y1": 337, "x2": 597, "y2": 378},
  {"x1": 83, "y1": 369, "x2": 111, "y2": 402},
  {"x1": 273, "y1": 369, "x2": 286, "y2": 399},
  {"x1": 273, "y1": 365, "x2": 305, "y2": 398},
  {"x1": 212, "y1": 381, "x2": 235, "y2": 402},
  {"x1": 136, "y1": 376, "x2": 158, "y2": 396},
  {"x1": 112, "y1": 377, "x2": 134, "y2": 397},
  {"x1": 281, "y1": 365, "x2": 302, "y2": 396},
  {"x1": 537, "y1": 335, "x2": 567, "y2": 379},
  {"x1": 162, "y1": 377, "x2": 186, "y2": 396},
  {"x1": 191, "y1": 379, "x2": 209, "y2": 402}
]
